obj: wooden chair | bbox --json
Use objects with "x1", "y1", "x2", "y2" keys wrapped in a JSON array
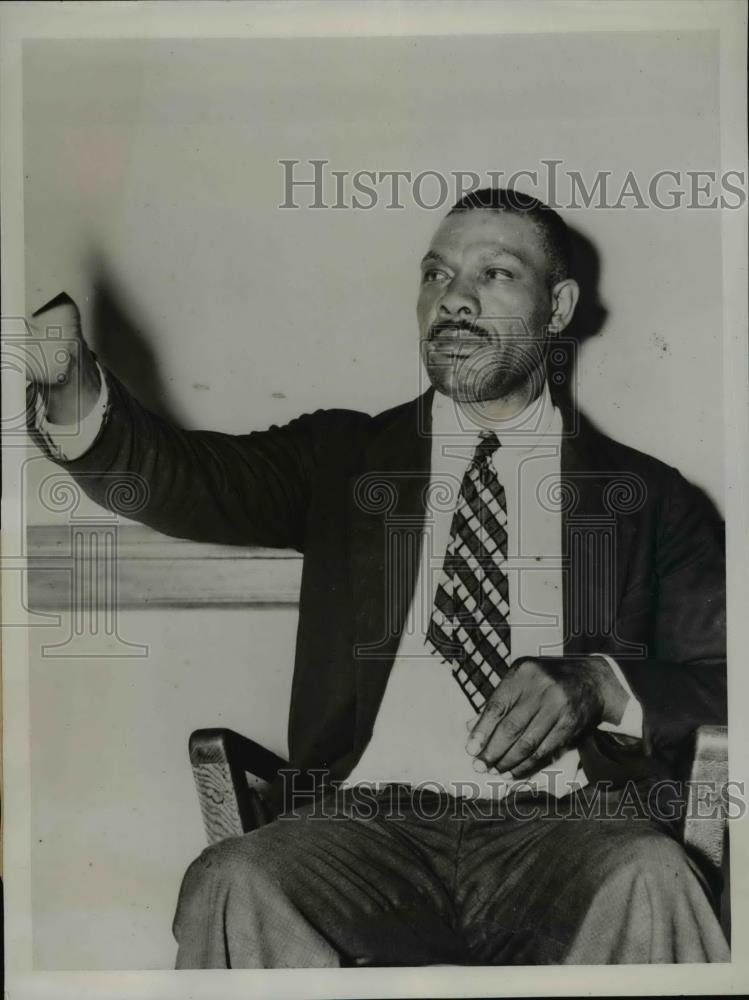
[{"x1": 188, "y1": 723, "x2": 730, "y2": 936}]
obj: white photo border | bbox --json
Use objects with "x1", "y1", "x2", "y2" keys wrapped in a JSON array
[{"x1": 2, "y1": 1, "x2": 747, "y2": 997}]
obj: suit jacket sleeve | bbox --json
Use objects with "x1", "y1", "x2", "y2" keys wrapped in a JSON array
[
  {"x1": 36, "y1": 367, "x2": 352, "y2": 551},
  {"x1": 613, "y1": 468, "x2": 727, "y2": 765}
]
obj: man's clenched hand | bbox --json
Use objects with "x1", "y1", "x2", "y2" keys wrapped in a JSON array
[
  {"x1": 25, "y1": 293, "x2": 100, "y2": 424},
  {"x1": 465, "y1": 655, "x2": 629, "y2": 779}
]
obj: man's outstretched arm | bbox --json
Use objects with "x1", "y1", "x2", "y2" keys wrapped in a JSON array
[{"x1": 25, "y1": 293, "x2": 342, "y2": 551}]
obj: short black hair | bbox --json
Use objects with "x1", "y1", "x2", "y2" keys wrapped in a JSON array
[{"x1": 447, "y1": 187, "x2": 571, "y2": 286}]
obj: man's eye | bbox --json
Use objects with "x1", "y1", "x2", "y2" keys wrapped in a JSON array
[
  {"x1": 485, "y1": 267, "x2": 512, "y2": 280},
  {"x1": 422, "y1": 269, "x2": 448, "y2": 283}
]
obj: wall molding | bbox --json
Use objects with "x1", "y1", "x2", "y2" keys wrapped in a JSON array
[{"x1": 26, "y1": 524, "x2": 302, "y2": 610}]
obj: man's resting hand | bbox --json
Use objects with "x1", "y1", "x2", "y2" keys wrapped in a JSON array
[{"x1": 465, "y1": 655, "x2": 629, "y2": 779}]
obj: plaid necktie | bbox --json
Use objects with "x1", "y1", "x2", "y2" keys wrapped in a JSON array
[{"x1": 426, "y1": 430, "x2": 510, "y2": 711}]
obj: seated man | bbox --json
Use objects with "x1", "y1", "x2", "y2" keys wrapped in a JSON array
[{"x1": 27, "y1": 188, "x2": 728, "y2": 965}]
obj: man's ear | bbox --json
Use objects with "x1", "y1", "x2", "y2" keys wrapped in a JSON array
[{"x1": 548, "y1": 279, "x2": 580, "y2": 334}]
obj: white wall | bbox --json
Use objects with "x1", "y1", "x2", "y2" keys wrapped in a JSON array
[
  {"x1": 30, "y1": 607, "x2": 297, "y2": 970},
  {"x1": 24, "y1": 32, "x2": 725, "y2": 969}
]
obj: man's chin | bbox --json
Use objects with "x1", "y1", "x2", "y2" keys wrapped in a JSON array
[
  {"x1": 425, "y1": 362, "x2": 547, "y2": 408},
  {"x1": 426, "y1": 368, "x2": 511, "y2": 404}
]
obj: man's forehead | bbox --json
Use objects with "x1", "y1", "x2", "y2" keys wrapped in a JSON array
[{"x1": 427, "y1": 209, "x2": 544, "y2": 259}]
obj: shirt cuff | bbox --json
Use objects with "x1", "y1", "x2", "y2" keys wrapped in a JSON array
[
  {"x1": 31, "y1": 360, "x2": 109, "y2": 461},
  {"x1": 594, "y1": 654, "x2": 644, "y2": 739}
]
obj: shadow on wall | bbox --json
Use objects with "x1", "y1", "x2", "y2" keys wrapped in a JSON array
[
  {"x1": 552, "y1": 229, "x2": 723, "y2": 528},
  {"x1": 89, "y1": 257, "x2": 185, "y2": 427},
  {"x1": 548, "y1": 226, "x2": 608, "y2": 414}
]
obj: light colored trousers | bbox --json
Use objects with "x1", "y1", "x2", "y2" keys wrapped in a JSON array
[{"x1": 173, "y1": 784, "x2": 729, "y2": 967}]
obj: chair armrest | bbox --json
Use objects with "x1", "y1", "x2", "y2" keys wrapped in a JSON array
[
  {"x1": 189, "y1": 728, "x2": 287, "y2": 845},
  {"x1": 683, "y1": 724, "x2": 728, "y2": 881}
]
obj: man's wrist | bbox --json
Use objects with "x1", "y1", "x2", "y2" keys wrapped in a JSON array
[
  {"x1": 587, "y1": 654, "x2": 629, "y2": 726},
  {"x1": 34, "y1": 358, "x2": 110, "y2": 462}
]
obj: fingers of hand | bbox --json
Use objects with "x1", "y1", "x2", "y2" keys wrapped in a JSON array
[
  {"x1": 498, "y1": 715, "x2": 571, "y2": 779},
  {"x1": 475, "y1": 700, "x2": 542, "y2": 770},
  {"x1": 467, "y1": 676, "x2": 544, "y2": 767},
  {"x1": 466, "y1": 659, "x2": 577, "y2": 775},
  {"x1": 23, "y1": 298, "x2": 82, "y2": 384},
  {"x1": 465, "y1": 671, "x2": 525, "y2": 757},
  {"x1": 489, "y1": 695, "x2": 577, "y2": 775}
]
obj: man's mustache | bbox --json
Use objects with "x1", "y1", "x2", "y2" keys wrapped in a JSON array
[{"x1": 428, "y1": 320, "x2": 491, "y2": 340}]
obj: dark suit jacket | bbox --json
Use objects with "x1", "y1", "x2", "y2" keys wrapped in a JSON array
[{"x1": 54, "y1": 371, "x2": 727, "y2": 799}]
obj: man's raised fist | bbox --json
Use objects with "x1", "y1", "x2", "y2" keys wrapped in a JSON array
[{"x1": 25, "y1": 292, "x2": 101, "y2": 423}]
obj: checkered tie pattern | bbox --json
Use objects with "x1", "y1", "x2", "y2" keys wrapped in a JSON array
[{"x1": 426, "y1": 430, "x2": 510, "y2": 711}]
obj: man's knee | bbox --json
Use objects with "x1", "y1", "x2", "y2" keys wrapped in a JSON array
[
  {"x1": 174, "y1": 823, "x2": 344, "y2": 968},
  {"x1": 187, "y1": 823, "x2": 299, "y2": 897},
  {"x1": 174, "y1": 827, "x2": 300, "y2": 946},
  {"x1": 563, "y1": 824, "x2": 727, "y2": 962},
  {"x1": 591, "y1": 826, "x2": 703, "y2": 902}
]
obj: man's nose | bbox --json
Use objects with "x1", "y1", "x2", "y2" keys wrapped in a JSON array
[{"x1": 438, "y1": 281, "x2": 480, "y2": 320}]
